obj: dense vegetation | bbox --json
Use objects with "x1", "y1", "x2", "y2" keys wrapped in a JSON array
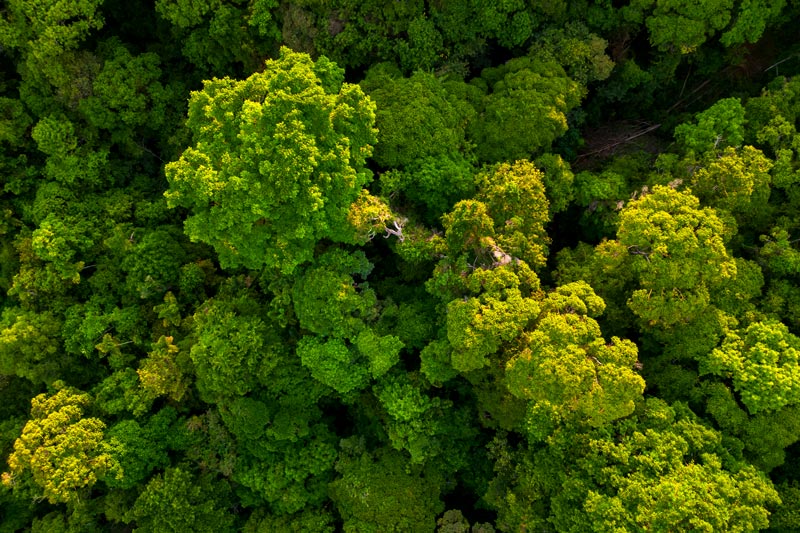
[{"x1": 1, "y1": 1, "x2": 800, "y2": 531}]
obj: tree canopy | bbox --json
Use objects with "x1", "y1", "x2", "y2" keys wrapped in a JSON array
[{"x1": 2, "y1": 1, "x2": 800, "y2": 531}]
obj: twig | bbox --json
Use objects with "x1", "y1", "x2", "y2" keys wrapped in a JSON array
[
  {"x1": 679, "y1": 66, "x2": 692, "y2": 99},
  {"x1": 666, "y1": 79, "x2": 711, "y2": 113},
  {"x1": 576, "y1": 124, "x2": 661, "y2": 160},
  {"x1": 765, "y1": 55, "x2": 798, "y2": 73}
]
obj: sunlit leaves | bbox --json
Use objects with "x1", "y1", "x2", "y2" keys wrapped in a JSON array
[
  {"x1": 702, "y1": 321, "x2": 800, "y2": 414},
  {"x1": 614, "y1": 185, "x2": 736, "y2": 327},
  {"x1": 3, "y1": 387, "x2": 115, "y2": 504},
  {"x1": 165, "y1": 48, "x2": 376, "y2": 274}
]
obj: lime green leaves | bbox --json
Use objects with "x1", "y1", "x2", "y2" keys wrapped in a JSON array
[
  {"x1": 614, "y1": 185, "x2": 736, "y2": 328},
  {"x1": 3, "y1": 387, "x2": 116, "y2": 504},
  {"x1": 506, "y1": 282, "x2": 645, "y2": 428},
  {"x1": 702, "y1": 321, "x2": 800, "y2": 414},
  {"x1": 166, "y1": 48, "x2": 376, "y2": 274}
]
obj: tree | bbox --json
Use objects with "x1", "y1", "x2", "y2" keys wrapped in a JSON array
[
  {"x1": 226, "y1": 416, "x2": 337, "y2": 513},
  {"x1": 703, "y1": 382, "x2": 800, "y2": 472},
  {"x1": 78, "y1": 39, "x2": 182, "y2": 154},
  {"x1": 505, "y1": 282, "x2": 645, "y2": 430},
  {"x1": 0, "y1": 0, "x2": 105, "y2": 97},
  {"x1": 469, "y1": 56, "x2": 583, "y2": 163},
  {"x1": 535, "y1": 153, "x2": 575, "y2": 216},
  {"x1": 329, "y1": 440, "x2": 445, "y2": 532},
  {"x1": 296, "y1": 337, "x2": 370, "y2": 394},
  {"x1": 759, "y1": 227, "x2": 800, "y2": 279},
  {"x1": 292, "y1": 248, "x2": 403, "y2": 393},
  {"x1": 103, "y1": 408, "x2": 176, "y2": 490},
  {"x1": 769, "y1": 481, "x2": 800, "y2": 532},
  {"x1": 165, "y1": 47, "x2": 377, "y2": 274},
  {"x1": 189, "y1": 290, "x2": 284, "y2": 403},
  {"x1": 674, "y1": 97, "x2": 746, "y2": 154},
  {"x1": 120, "y1": 228, "x2": 186, "y2": 300},
  {"x1": 126, "y1": 467, "x2": 235, "y2": 533},
  {"x1": 0, "y1": 309, "x2": 64, "y2": 384},
  {"x1": 2, "y1": 387, "x2": 116, "y2": 504},
  {"x1": 30, "y1": 115, "x2": 109, "y2": 187},
  {"x1": 292, "y1": 249, "x2": 377, "y2": 339},
  {"x1": 622, "y1": 0, "x2": 735, "y2": 54},
  {"x1": 529, "y1": 23, "x2": 615, "y2": 85},
  {"x1": 701, "y1": 320, "x2": 800, "y2": 414},
  {"x1": 488, "y1": 399, "x2": 780, "y2": 532},
  {"x1": 155, "y1": 0, "x2": 280, "y2": 74},
  {"x1": 363, "y1": 69, "x2": 475, "y2": 169},
  {"x1": 689, "y1": 146, "x2": 772, "y2": 221},
  {"x1": 244, "y1": 507, "x2": 336, "y2": 533},
  {"x1": 378, "y1": 154, "x2": 476, "y2": 224},
  {"x1": 374, "y1": 372, "x2": 476, "y2": 467},
  {"x1": 137, "y1": 335, "x2": 192, "y2": 403},
  {"x1": 612, "y1": 185, "x2": 737, "y2": 328},
  {"x1": 445, "y1": 271, "x2": 540, "y2": 373},
  {"x1": 475, "y1": 160, "x2": 551, "y2": 270}
]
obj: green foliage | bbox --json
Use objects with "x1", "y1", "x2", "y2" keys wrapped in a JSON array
[
  {"x1": 3, "y1": 387, "x2": 116, "y2": 504},
  {"x1": 441, "y1": 200, "x2": 496, "y2": 257},
  {"x1": 720, "y1": 0, "x2": 788, "y2": 46},
  {"x1": 375, "y1": 373, "x2": 476, "y2": 466},
  {"x1": 430, "y1": 0, "x2": 539, "y2": 54},
  {"x1": 469, "y1": 56, "x2": 584, "y2": 163},
  {"x1": 31, "y1": 115, "x2": 108, "y2": 186},
  {"x1": 530, "y1": 23, "x2": 615, "y2": 85},
  {"x1": 103, "y1": 409, "x2": 175, "y2": 489},
  {"x1": 121, "y1": 229, "x2": 186, "y2": 299},
  {"x1": 702, "y1": 321, "x2": 800, "y2": 414},
  {"x1": 396, "y1": 16, "x2": 446, "y2": 72},
  {"x1": 613, "y1": 185, "x2": 736, "y2": 328},
  {"x1": 244, "y1": 507, "x2": 336, "y2": 533},
  {"x1": 190, "y1": 291, "x2": 283, "y2": 403},
  {"x1": 364, "y1": 70, "x2": 475, "y2": 169},
  {"x1": 165, "y1": 47, "x2": 376, "y2": 273},
  {"x1": 0, "y1": 309, "x2": 63, "y2": 384},
  {"x1": 93, "y1": 368, "x2": 154, "y2": 417},
  {"x1": 155, "y1": 0, "x2": 280, "y2": 73},
  {"x1": 437, "y1": 509, "x2": 496, "y2": 532},
  {"x1": 78, "y1": 39, "x2": 181, "y2": 149},
  {"x1": 624, "y1": 0, "x2": 735, "y2": 54},
  {"x1": 0, "y1": 97, "x2": 33, "y2": 148},
  {"x1": 420, "y1": 338, "x2": 459, "y2": 385},
  {"x1": 760, "y1": 227, "x2": 800, "y2": 278},
  {"x1": 355, "y1": 329, "x2": 404, "y2": 379},
  {"x1": 475, "y1": 160, "x2": 551, "y2": 269},
  {"x1": 0, "y1": 0, "x2": 104, "y2": 55},
  {"x1": 535, "y1": 153, "x2": 575, "y2": 215},
  {"x1": 490, "y1": 399, "x2": 780, "y2": 532},
  {"x1": 745, "y1": 76, "x2": 800, "y2": 151},
  {"x1": 506, "y1": 282, "x2": 645, "y2": 428},
  {"x1": 446, "y1": 282, "x2": 539, "y2": 373},
  {"x1": 137, "y1": 335, "x2": 192, "y2": 403},
  {"x1": 2, "y1": 2, "x2": 800, "y2": 531},
  {"x1": 379, "y1": 154, "x2": 476, "y2": 223},
  {"x1": 230, "y1": 421, "x2": 337, "y2": 513},
  {"x1": 127, "y1": 467, "x2": 235, "y2": 533},
  {"x1": 0, "y1": 0, "x2": 105, "y2": 106},
  {"x1": 308, "y1": 0, "x2": 426, "y2": 70},
  {"x1": 675, "y1": 97, "x2": 746, "y2": 154},
  {"x1": 329, "y1": 441, "x2": 445, "y2": 532},
  {"x1": 690, "y1": 146, "x2": 773, "y2": 220},
  {"x1": 297, "y1": 337, "x2": 369, "y2": 394},
  {"x1": 770, "y1": 482, "x2": 800, "y2": 532},
  {"x1": 292, "y1": 249, "x2": 376, "y2": 339},
  {"x1": 703, "y1": 382, "x2": 800, "y2": 471}
]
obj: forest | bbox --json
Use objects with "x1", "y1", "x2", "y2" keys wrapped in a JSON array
[{"x1": 1, "y1": 0, "x2": 800, "y2": 531}]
